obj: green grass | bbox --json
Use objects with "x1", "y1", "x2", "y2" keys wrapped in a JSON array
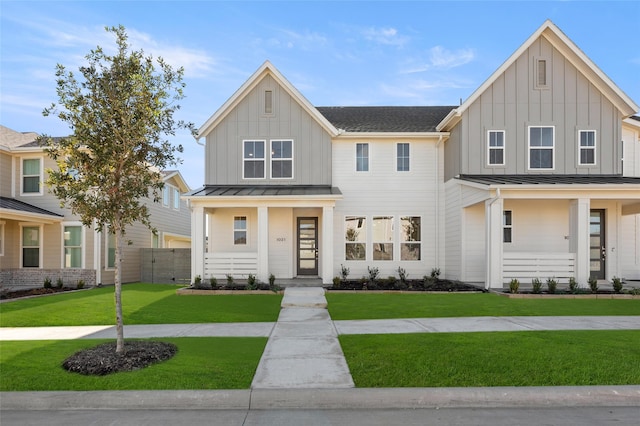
[
  {"x1": 340, "y1": 330, "x2": 640, "y2": 387},
  {"x1": 327, "y1": 293, "x2": 640, "y2": 320},
  {"x1": 0, "y1": 283, "x2": 283, "y2": 327},
  {"x1": 0, "y1": 337, "x2": 267, "y2": 391}
]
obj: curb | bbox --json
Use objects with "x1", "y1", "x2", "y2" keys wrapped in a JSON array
[{"x1": 3, "y1": 386, "x2": 640, "y2": 410}]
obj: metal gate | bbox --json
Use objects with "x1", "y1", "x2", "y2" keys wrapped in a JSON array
[{"x1": 140, "y1": 248, "x2": 191, "y2": 284}]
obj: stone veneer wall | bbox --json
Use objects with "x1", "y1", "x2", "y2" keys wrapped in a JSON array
[{"x1": 0, "y1": 269, "x2": 97, "y2": 292}]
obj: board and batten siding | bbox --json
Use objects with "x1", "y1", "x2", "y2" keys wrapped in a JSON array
[
  {"x1": 622, "y1": 123, "x2": 640, "y2": 177},
  {"x1": 204, "y1": 74, "x2": 332, "y2": 186},
  {"x1": 332, "y1": 137, "x2": 440, "y2": 279},
  {"x1": 456, "y1": 36, "x2": 622, "y2": 176}
]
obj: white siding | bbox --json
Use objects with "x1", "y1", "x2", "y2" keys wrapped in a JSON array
[
  {"x1": 463, "y1": 203, "x2": 485, "y2": 281},
  {"x1": 503, "y1": 199, "x2": 570, "y2": 253},
  {"x1": 444, "y1": 180, "x2": 462, "y2": 280},
  {"x1": 268, "y1": 208, "x2": 293, "y2": 278},
  {"x1": 622, "y1": 123, "x2": 640, "y2": 177},
  {"x1": 620, "y1": 214, "x2": 640, "y2": 280}
]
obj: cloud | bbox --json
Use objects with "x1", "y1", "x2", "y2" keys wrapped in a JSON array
[
  {"x1": 361, "y1": 27, "x2": 409, "y2": 46},
  {"x1": 402, "y1": 45, "x2": 476, "y2": 73},
  {"x1": 252, "y1": 28, "x2": 328, "y2": 52}
]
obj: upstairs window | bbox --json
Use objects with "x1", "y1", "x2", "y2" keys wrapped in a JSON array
[
  {"x1": 488, "y1": 131, "x2": 505, "y2": 165},
  {"x1": 529, "y1": 126, "x2": 554, "y2": 169},
  {"x1": 243, "y1": 140, "x2": 265, "y2": 179},
  {"x1": 173, "y1": 188, "x2": 180, "y2": 209},
  {"x1": 397, "y1": 143, "x2": 410, "y2": 171},
  {"x1": 579, "y1": 130, "x2": 596, "y2": 165},
  {"x1": 22, "y1": 158, "x2": 42, "y2": 195},
  {"x1": 234, "y1": 216, "x2": 247, "y2": 245},
  {"x1": 271, "y1": 140, "x2": 293, "y2": 179},
  {"x1": 163, "y1": 185, "x2": 170, "y2": 207},
  {"x1": 356, "y1": 143, "x2": 369, "y2": 172}
]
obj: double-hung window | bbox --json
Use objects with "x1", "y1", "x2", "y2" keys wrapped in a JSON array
[
  {"x1": 345, "y1": 216, "x2": 366, "y2": 260},
  {"x1": 234, "y1": 216, "x2": 247, "y2": 245},
  {"x1": 579, "y1": 130, "x2": 596, "y2": 165},
  {"x1": 22, "y1": 158, "x2": 42, "y2": 195},
  {"x1": 173, "y1": 188, "x2": 180, "y2": 209},
  {"x1": 529, "y1": 126, "x2": 554, "y2": 169},
  {"x1": 63, "y1": 225, "x2": 82, "y2": 268},
  {"x1": 488, "y1": 131, "x2": 505, "y2": 165},
  {"x1": 356, "y1": 143, "x2": 369, "y2": 172},
  {"x1": 271, "y1": 140, "x2": 293, "y2": 178},
  {"x1": 22, "y1": 225, "x2": 41, "y2": 267},
  {"x1": 373, "y1": 216, "x2": 394, "y2": 261},
  {"x1": 397, "y1": 143, "x2": 410, "y2": 171},
  {"x1": 163, "y1": 185, "x2": 170, "y2": 207},
  {"x1": 400, "y1": 216, "x2": 421, "y2": 260},
  {"x1": 243, "y1": 140, "x2": 265, "y2": 179}
]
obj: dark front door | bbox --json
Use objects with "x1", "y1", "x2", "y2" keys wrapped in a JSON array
[
  {"x1": 589, "y1": 209, "x2": 606, "y2": 280},
  {"x1": 297, "y1": 217, "x2": 318, "y2": 275}
]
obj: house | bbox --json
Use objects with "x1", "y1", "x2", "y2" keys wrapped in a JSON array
[
  {"x1": 186, "y1": 20, "x2": 640, "y2": 289},
  {"x1": 0, "y1": 125, "x2": 192, "y2": 291}
]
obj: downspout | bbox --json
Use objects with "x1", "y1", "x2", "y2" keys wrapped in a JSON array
[{"x1": 435, "y1": 135, "x2": 444, "y2": 270}]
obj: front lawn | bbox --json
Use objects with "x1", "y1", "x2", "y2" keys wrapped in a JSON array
[
  {"x1": 340, "y1": 330, "x2": 640, "y2": 387},
  {"x1": 0, "y1": 284, "x2": 283, "y2": 327},
  {"x1": 0, "y1": 337, "x2": 267, "y2": 391},
  {"x1": 327, "y1": 293, "x2": 640, "y2": 320}
]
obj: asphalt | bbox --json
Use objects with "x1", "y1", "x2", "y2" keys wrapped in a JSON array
[{"x1": 1, "y1": 287, "x2": 639, "y2": 410}]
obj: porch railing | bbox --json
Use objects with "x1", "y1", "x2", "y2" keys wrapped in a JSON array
[
  {"x1": 204, "y1": 252, "x2": 258, "y2": 279},
  {"x1": 502, "y1": 252, "x2": 576, "y2": 284}
]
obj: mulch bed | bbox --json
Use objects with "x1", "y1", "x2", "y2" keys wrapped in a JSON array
[
  {"x1": 0, "y1": 287, "x2": 80, "y2": 300},
  {"x1": 63, "y1": 341, "x2": 178, "y2": 376},
  {"x1": 329, "y1": 279, "x2": 485, "y2": 292}
]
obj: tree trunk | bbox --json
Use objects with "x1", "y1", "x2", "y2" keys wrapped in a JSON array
[{"x1": 114, "y1": 228, "x2": 125, "y2": 354}]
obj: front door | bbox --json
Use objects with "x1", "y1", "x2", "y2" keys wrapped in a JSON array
[
  {"x1": 297, "y1": 217, "x2": 318, "y2": 275},
  {"x1": 589, "y1": 209, "x2": 606, "y2": 280}
]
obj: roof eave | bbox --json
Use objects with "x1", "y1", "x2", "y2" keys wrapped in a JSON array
[
  {"x1": 0, "y1": 208, "x2": 64, "y2": 224},
  {"x1": 335, "y1": 131, "x2": 449, "y2": 139}
]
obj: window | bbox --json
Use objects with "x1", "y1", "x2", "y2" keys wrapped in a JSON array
[
  {"x1": 529, "y1": 126, "x2": 554, "y2": 169},
  {"x1": 579, "y1": 130, "x2": 596, "y2": 165},
  {"x1": 107, "y1": 233, "x2": 116, "y2": 268},
  {"x1": 173, "y1": 188, "x2": 180, "y2": 209},
  {"x1": 243, "y1": 140, "x2": 265, "y2": 179},
  {"x1": 345, "y1": 216, "x2": 366, "y2": 260},
  {"x1": 163, "y1": 185, "x2": 170, "y2": 207},
  {"x1": 271, "y1": 140, "x2": 293, "y2": 178},
  {"x1": 264, "y1": 90, "x2": 273, "y2": 115},
  {"x1": 397, "y1": 143, "x2": 410, "y2": 171},
  {"x1": 488, "y1": 131, "x2": 505, "y2": 165},
  {"x1": 152, "y1": 233, "x2": 159, "y2": 248},
  {"x1": 63, "y1": 225, "x2": 82, "y2": 268},
  {"x1": 503, "y1": 211, "x2": 512, "y2": 243},
  {"x1": 22, "y1": 225, "x2": 40, "y2": 267},
  {"x1": 356, "y1": 143, "x2": 369, "y2": 172},
  {"x1": 0, "y1": 222, "x2": 5, "y2": 256},
  {"x1": 22, "y1": 158, "x2": 41, "y2": 194},
  {"x1": 400, "y1": 216, "x2": 421, "y2": 260},
  {"x1": 536, "y1": 58, "x2": 548, "y2": 88},
  {"x1": 373, "y1": 216, "x2": 393, "y2": 260},
  {"x1": 234, "y1": 216, "x2": 247, "y2": 245}
]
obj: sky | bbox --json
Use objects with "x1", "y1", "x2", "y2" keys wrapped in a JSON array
[{"x1": 1, "y1": 0, "x2": 639, "y2": 189}]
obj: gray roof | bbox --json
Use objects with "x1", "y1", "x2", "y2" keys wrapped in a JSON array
[
  {"x1": 458, "y1": 174, "x2": 640, "y2": 186},
  {"x1": 316, "y1": 106, "x2": 456, "y2": 133},
  {"x1": 188, "y1": 185, "x2": 342, "y2": 197},
  {"x1": 0, "y1": 196, "x2": 64, "y2": 217}
]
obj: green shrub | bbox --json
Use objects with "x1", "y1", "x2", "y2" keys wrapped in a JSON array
[
  {"x1": 76, "y1": 280, "x2": 85, "y2": 290},
  {"x1": 628, "y1": 288, "x2": 640, "y2": 296},
  {"x1": 340, "y1": 264, "x2": 350, "y2": 281},
  {"x1": 268, "y1": 274, "x2": 276, "y2": 289},
  {"x1": 397, "y1": 267, "x2": 407, "y2": 283},
  {"x1": 568, "y1": 277, "x2": 579, "y2": 294},
  {"x1": 56, "y1": 278, "x2": 64, "y2": 289},
  {"x1": 193, "y1": 275, "x2": 201, "y2": 286},
  {"x1": 546, "y1": 278, "x2": 557, "y2": 294},
  {"x1": 43, "y1": 277, "x2": 52, "y2": 289},
  {"x1": 612, "y1": 277, "x2": 623, "y2": 294},
  {"x1": 430, "y1": 268, "x2": 441, "y2": 279},
  {"x1": 209, "y1": 277, "x2": 218, "y2": 289},
  {"x1": 367, "y1": 266, "x2": 379, "y2": 283},
  {"x1": 333, "y1": 276, "x2": 342, "y2": 289},
  {"x1": 246, "y1": 274, "x2": 257, "y2": 290},
  {"x1": 226, "y1": 274, "x2": 234, "y2": 287},
  {"x1": 588, "y1": 276, "x2": 599, "y2": 294},
  {"x1": 509, "y1": 278, "x2": 520, "y2": 294},
  {"x1": 532, "y1": 278, "x2": 542, "y2": 294}
]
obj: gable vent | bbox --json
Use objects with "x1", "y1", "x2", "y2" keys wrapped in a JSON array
[{"x1": 264, "y1": 90, "x2": 273, "y2": 114}]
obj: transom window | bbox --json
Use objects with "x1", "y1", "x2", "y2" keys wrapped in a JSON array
[
  {"x1": 397, "y1": 143, "x2": 410, "y2": 171},
  {"x1": 22, "y1": 158, "x2": 41, "y2": 194},
  {"x1": 488, "y1": 131, "x2": 505, "y2": 165},
  {"x1": 579, "y1": 130, "x2": 596, "y2": 165},
  {"x1": 503, "y1": 211, "x2": 513, "y2": 243},
  {"x1": 22, "y1": 225, "x2": 41, "y2": 267},
  {"x1": 243, "y1": 140, "x2": 265, "y2": 179},
  {"x1": 356, "y1": 143, "x2": 369, "y2": 172},
  {"x1": 400, "y1": 216, "x2": 421, "y2": 261},
  {"x1": 529, "y1": 126, "x2": 554, "y2": 169},
  {"x1": 345, "y1": 216, "x2": 366, "y2": 260},
  {"x1": 373, "y1": 216, "x2": 394, "y2": 261},
  {"x1": 63, "y1": 225, "x2": 82, "y2": 268},
  {"x1": 271, "y1": 140, "x2": 293, "y2": 179},
  {"x1": 234, "y1": 216, "x2": 247, "y2": 245}
]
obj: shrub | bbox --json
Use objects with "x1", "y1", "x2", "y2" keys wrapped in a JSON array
[
  {"x1": 628, "y1": 288, "x2": 640, "y2": 296},
  {"x1": 56, "y1": 278, "x2": 64, "y2": 289},
  {"x1": 386, "y1": 276, "x2": 397, "y2": 287},
  {"x1": 43, "y1": 277, "x2": 53, "y2": 289},
  {"x1": 430, "y1": 268, "x2": 441, "y2": 279},
  {"x1": 209, "y1": 277, "x2": 218, "y2": 289},
  {"x1": 532, "y1": 278, "x2": 542, "y2": 294},
  {"x1": 612, "y1": 276, "x2": 623, "y2": 294},
  {"x1": 340, "y1": 264, "x2": 350, "y2": 281},
  {"x1": 76, "y1": 280, "x2": 85, "y2": 290},
  {"x1": 588, "y1": 276, "x2": 599, "y2": 294},
  {"x1": 247, "y1": 274, "x2": 257, "y2": 290},
  {"x1": 568, "y1": 277, "x2": 579, "y2": 294},
  {"x1": 193, "y1": 275, "x2": 201, "y2": 286},
  {"x1": 333, "y1": 276, "x2": 342, "y2": 289},
  {"x1": 226, "y1": 274, "x2": 234, "y2": 287},
  {"x1": 367, "y1": 266, "x2": 379, "y2": 283},
  {"x1": 268, "y1": 274, "x2": 276, "y2": 289},
  {"x1": 397, "y1": 267, "x2": 408, "y2": 283},
  {"x1": 546, "y1": 278, "x2": 557, "y2": 294},
  {"x1": 509, "y1": 278, "x2": 520, "y2": 294}
]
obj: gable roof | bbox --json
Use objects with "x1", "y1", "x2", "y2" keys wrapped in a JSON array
[
  {"x1": 197, "y1": 61, "x2": 339, "y2": 139},
  {"x1": 0, "y1": 196, "x2": 64, "y2": 223},
  {"x1": 0, "y1": 125, "x2": 40, "y2": 150},
  {"x1": 162, "y1": 170, "x2": 191, "y2": 193},
  {"x1": 317, "y1": 106, "x2": 455, "y2": 133},
  {"x1": 438, "y1": 20, "x2": 639, "y2": 131}
]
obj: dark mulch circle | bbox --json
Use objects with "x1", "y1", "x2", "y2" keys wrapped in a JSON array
[{"x1": 62, "y1": 341, "x2": 178, "y2": 376}]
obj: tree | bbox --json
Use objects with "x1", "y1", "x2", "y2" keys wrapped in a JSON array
[{"x1": 41, "y1": 25, "x2": 194, "y2": 354}]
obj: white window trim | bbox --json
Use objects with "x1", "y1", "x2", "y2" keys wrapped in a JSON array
[
  {"x1": 151, "y1": 231, "x2": 160, "y2": 248},
  {"x1": 270, "y1": 139, "x2": 294, "y2": 180},
  {"x1": 162, "y1": 185, "x2": 170, "y2": 208},
  {"x1": 372, "y1": 215, "x2": 394, "y2": 261},
  {"x1": 20, "y1": 155, "x2": 44, "y2": 196},
  {"x1": 578, "y1": 130, "x2": 597, "y2": 166},
  {"x1": 0, "y1": 221, "x2": 5, "y2": 256},
  {"x1": 233, "y1": 215, "x2": 248, "y2": 246},
  {"x1": 61, "y1": 222, "x2": 85, "y2": 269},
  {"x1": 105, "y1": 232, "x2": 115, "y2": 270},
  {"x1": 355, "y1": 143, "x2": 370, "y2": 173},
  {"x1": 487, "y1": 130, "x2": 506, "y2": 166},
  {"x1": 242, "y1": 140, "x2": 266, "y2": 180},
  {"x1": 503, "y1": 210, "x2": 513, "y2": 243},
  {"x1": 535, "y1": 57, "x2": 550, "y2": 89},
  {"x1": 19, "y1": 223, "x2": 43, "y2": 268},
  {"x1": 396, "y1": 143, "x2": 410, "y2": 172},
  {"x1": 344, "y1": 215, "x2": 367, "y2": 261},
  {"x1": 173, "y1": 187, "x2": 180, "y2": 210},
  {"x1": 400, "y1": 215, "x2": 421, "y2": 261},
  {"x1": 528, "y1": 125, "x2": 555, "y2": 170}
]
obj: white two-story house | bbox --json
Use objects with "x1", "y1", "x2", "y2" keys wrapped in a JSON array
[{"x1": 187, "y1": 20, "x2": 640, "y2": 289}]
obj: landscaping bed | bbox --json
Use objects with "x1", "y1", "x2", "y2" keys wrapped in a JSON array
[
  {"x1": 328, "y1": 278, "x2": 484, "y2": 292},
  {"x1": 0, "y1": 286, "x2": 84, "y2": 300}
]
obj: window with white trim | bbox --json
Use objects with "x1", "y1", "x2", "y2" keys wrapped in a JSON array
[
  {"x1": 163, "y1": 185, "x2": 170, "y2": 207},
  {"x1": 397, "y1": 143, "x2": 410, "y2": 171},
  {"x1": 243, "y1": 140, "x2": 265, "y2": 179},
  {"x1": 0, "y1": 222, "x2": 5, "y2": 256},
  {"x1": 152, "y1": 233, "x2": 160, "y2": 248},
  {"x1": 234, "y1": 216, "x2": 247, "y2": 245},
  {"x1": 173, "y1": 187, "x2": 180, "y2": 209},
  {"x1": 22, "y1": 157, "x2": 42, "y2": 195},
  {"x1": 529, "y1": 126, "x2": 554, "y2": 169},
  {"x1": 63, "y1": 225, "x2": 83, "y2": 268},
  {"x1": 373, "y1": 216, "x2": 394, "y2": 261},
  {"x1": 107, "y1": 233, "x2": 116, "y2": 269},
  {"x1": 579, "y1": 130, "x2": 596, "y2": 165},
  {"x1": 356, "y1": 143, "x2": 369, "y2": 172},
  {"x1": 21, "y1": 225, "x2": 41, "y2": 267},
  {"x1": 503, "y1": 211, "x2": 512, "y2": 243},
  {"x1": 488, "y1": 130, "x2": 505, "y2": 165},
  {"x1": 400, "y1": 216, "x2": 421, "y2": 260},
  {"x1": 345, "y1": 216, "x2": 366, "y2": 260},
  {"x1": 271, "y1": 140, "x2": 293, "y2": 178}
]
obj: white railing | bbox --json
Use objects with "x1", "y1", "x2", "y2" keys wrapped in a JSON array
[
  {"x1": 503, "y1": 252, "x2": 576, "y2": 284},
  {"x1": 204, "y1": 252, "x2": 258, "y2": 279}
]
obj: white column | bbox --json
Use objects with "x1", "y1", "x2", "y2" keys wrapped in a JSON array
[
  {"x1": 569, "y1": 198, "x2": 590, "y2": 286},
  {"x1": 257, "y1": 206, "x2": 269, "y2": 283},
  {"x1": 322, "y1": 206, "x2": 334, "y2": 285},
  {"x1": 485, "y1": 197, "x2": 504, "y2": 289},
  {"x1": 191, "y1": 204, "x2": 205, "y2": 283}
]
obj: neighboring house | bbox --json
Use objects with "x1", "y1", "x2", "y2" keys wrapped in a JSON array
[
  {"x1": 0, "y1": 125, "x2": 191, "y2": 290},
  {"x1": 187, "y1": 20, "x2": 640, "y2": 289}
]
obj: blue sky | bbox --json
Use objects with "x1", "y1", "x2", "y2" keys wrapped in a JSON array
[{"x1": 1, "y1": 0, "x2": 639, "y2": 189}]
